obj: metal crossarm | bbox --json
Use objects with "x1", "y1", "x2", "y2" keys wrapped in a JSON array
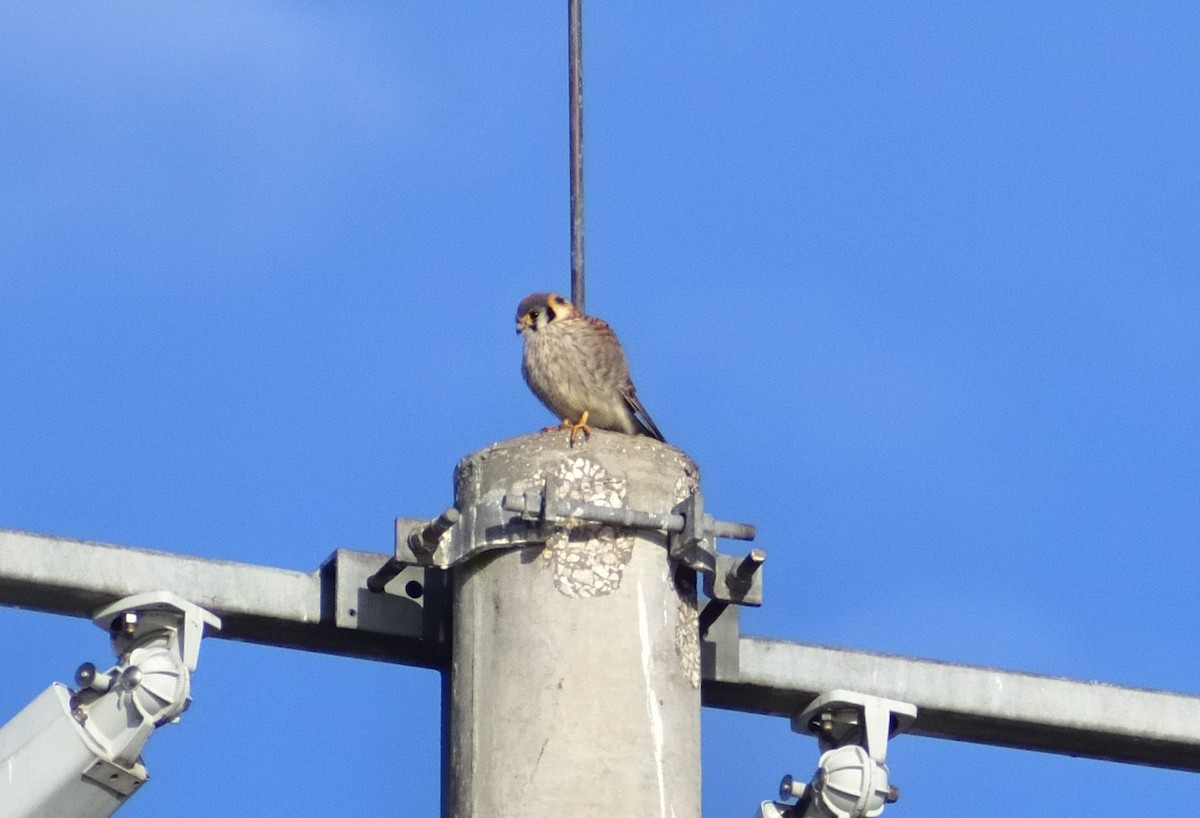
[
  {"x1": 3, "y1": 527, "x2": 1200, "y2": 771},
  {"x1": 703, "y1": 633, "x2": 1200, "y2": 772},
  {"x1": 0, "y1": 528, "x2": 446, "y2": 668}
]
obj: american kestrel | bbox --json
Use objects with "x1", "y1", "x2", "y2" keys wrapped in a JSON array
[{"x1": 516, "y1": 293, "x2": 665, "y2": 443}]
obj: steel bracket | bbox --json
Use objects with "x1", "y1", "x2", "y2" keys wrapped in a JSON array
[{"x1": 368, "y1": 481, "x2": 763, "y2": 617}]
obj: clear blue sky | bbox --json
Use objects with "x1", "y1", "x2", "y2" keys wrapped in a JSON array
[{"x1": 2, "y1": 2, "x2": 1198, "y2": 815}]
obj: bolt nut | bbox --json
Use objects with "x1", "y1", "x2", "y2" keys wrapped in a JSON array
[
  {"x1": 887, "y1": 785, "x2": 900, "y2": 803},
  {"x1": 120, "y1": 611, "x2": 139, "y2": 634}
]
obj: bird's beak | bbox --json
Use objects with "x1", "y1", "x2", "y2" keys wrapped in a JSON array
[{"x1": 516, "y1": 315, "x2": 531, "y2": 334}]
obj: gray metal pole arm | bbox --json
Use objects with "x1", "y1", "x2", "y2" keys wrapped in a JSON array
[
  {"x1": 3, "y1": 528, "x2": 1200, "y2": 772},
  {"x1": 702, "y1": 631, "x2": 1200, "y2": 772}
]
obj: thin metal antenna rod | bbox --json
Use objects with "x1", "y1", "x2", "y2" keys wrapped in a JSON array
[{"x1": 568, "y1": 0, "x2": 585, "y2": 313}]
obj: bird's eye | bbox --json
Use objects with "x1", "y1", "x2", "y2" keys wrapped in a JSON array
[{"x1": 528, "y1": 309, "x2": 539, "y2": 321}]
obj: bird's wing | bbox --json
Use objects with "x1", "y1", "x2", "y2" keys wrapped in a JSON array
[{"x1": 622, "y1": 387, "x2": 666, "y2": 442}]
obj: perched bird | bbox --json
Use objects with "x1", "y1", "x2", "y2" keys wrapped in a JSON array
[{"x1": 516, "y1": 293, "x2": 665, "y2": 443}]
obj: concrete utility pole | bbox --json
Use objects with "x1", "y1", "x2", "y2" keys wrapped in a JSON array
[{"x1": 448, "y1": 432, "x2": 702, "y2": 817}]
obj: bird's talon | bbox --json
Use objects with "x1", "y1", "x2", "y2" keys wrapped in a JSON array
[{"x1": 564, "y1": 411, "x2": 592, "y2": 446}]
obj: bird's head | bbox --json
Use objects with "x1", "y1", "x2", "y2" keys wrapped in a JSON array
[{"x1": 516, "y1": 292, "x2": 578, "y2": 335}]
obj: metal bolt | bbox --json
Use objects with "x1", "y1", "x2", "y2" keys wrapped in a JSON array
[
  {"x1": 708, "y1": 517, "x2": 757, "y2": 542},
  {"x1": 76, "y1": 662, "x2": 115, "y2": 693},
  {"x1": 727, "y1": 548, "x2": 766, "y2": 589},
  {"x1": 886, "y1": 785, "x2": 900, "y2": 803},
  {"x1": 75, "y1": 662, "x2": 97, "y2": 687},
  {"x1": 409, "y1": 507, "x2": 460, "y2": 555},
  {"x1": 547, "y1": 499, "x2": 671, "y2": 531},
  {"x1": 370, "y1": 508, "x2": 460, "y2": 592},
  {"x1": 111, "y1": 611, "x2": 138, "y2": 634},
  {"x1": 779, "y1": 774, "x2": 807, "y2": 800},
  {"x1": 367, "y1": 558, "x2": 403, "y2": 593},
  {"x1": 503, "y1": 490, "x2": 756, "y2": 542},
  {"x1": 119, "y1": 666, "x2": 143, "y2": 690}
]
